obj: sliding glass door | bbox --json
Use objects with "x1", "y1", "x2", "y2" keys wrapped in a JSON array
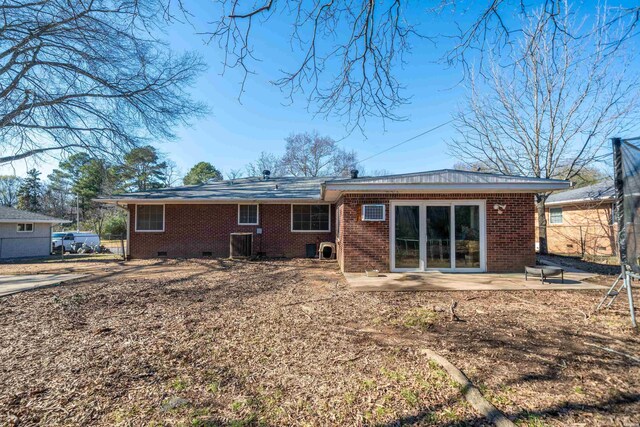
[
  {"x1": 391, "y1": 201, "x2": 485, "y2": 272},
  {"x1": 426, "y1": 206, "x2": 451, "y2": 269},
  {"x1": 394, "y1": 205, "x2": 420, "y2": 269}
]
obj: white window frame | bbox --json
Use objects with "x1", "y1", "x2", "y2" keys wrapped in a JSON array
[
  {"x1": 362, "y1": 204, "x2": 386, "y2": 221},
  {"x1": 16, "y1": 223, "x2": 34, "y2": 233},
  {"x1": 237, "y1": 204, "x2": 259, "y2": 225},
  {"x1": 336, "y1": 205, "x2": 342, "y2": 240},
  {"x1": 135, "y1": 204, "x2": 165, "y2": 232},
  {"x1": 549, "y1": 207, "x2": 563, "y2": 224},
  {"x1": 290, "y1": 203, "x2": 332, "y2": 233},
  {"x1": 389, "y1": 200, "x2": 486, "y2": 273}
]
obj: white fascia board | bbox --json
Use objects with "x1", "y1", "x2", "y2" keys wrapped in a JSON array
[
  {"x1": 324, "y1": 182, "x2": 571, "y2": 192},
  {"x1": 322, "y1": 182, "x2": 571, "y2": 202},
  {"x1": 0, "y1": 219, "x2": 71, "y2": 224},
  {"x1": 96, "y1": 198, "x2": 325, "y2": 204},
  {"x1": 545, "y1": 196, "x2": 615, "y2": 206}
]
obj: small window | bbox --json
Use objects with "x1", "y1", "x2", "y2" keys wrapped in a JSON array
[
  {"x1": 17, "y1": 223, "x2": 34, "y2": 232},
  {"x1": 136, "y1": 205, "x2": 164, "y2": 232},
  {"x1": 292, "y1": 204, "x2": 330, "y2": 232},
  {"x1": 362, "y1": 204, "x2": 385, "y2": 221},
  {"x1": 549, "y1": 207, "x2": 563, "y2": 224},
  {"x1": 238, "y1": 204, "x2": 259, "y2": 225}
]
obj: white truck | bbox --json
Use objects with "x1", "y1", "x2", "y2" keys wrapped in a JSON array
[{"x1": 52, "y1": 232, "x2": 100, "y2": 253}]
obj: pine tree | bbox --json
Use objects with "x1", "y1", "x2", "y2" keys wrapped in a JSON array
[
  {"x1": 183, "y1": 162, "x2": 223, "y2": 185},
  {"x1": 16, "y1": 169, "x2": 43, "y2": 212}
]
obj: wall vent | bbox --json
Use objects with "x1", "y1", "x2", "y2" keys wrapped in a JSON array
[
  {"x1": 202, "y1": 251, "x2": 213, "y2": 257},
  {"x1": 157, "y1": 251, "x2": 168, "y2": 257}
]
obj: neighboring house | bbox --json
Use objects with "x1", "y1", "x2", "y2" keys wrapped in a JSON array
[
  {"x1": 537, "y1": 180, "x2": 617, "y2": 256},
  {"x1": 98, "y1": 169, "x2": 569, "y2": 273},
  {"x1": 0, "y1": 206, "x2": 68, "y2": 259}
]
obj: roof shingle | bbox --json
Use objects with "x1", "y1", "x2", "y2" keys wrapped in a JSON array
[
  {"x1": 546, "y1": 180, "x2": 615, "y2": 205},
  {"x1": 0, "y1": 206, "x2": 68, "y2": 223}
]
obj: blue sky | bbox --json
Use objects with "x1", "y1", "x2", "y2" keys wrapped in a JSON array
[
  {"x1": 159, "y1": 3, "x2": 465, "y2": 178},
  {"x1": 2, "y1": 1, "x2": 628, "y2": 179}
]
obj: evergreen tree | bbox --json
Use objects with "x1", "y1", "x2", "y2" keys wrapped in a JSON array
[
  {"x1": 183, "y1": 162, "x2": 223, "y2": 185},
  {"x1": 16, "y1": 169, "x2": 43, "y2": 212},
  {"x1": 43, "y1": 169, "x2": 71, "y2": 218},
  {"x1": 119, "y1": 146, "x2": 167, "y2": 191}
]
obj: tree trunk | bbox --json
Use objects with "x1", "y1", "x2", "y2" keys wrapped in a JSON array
[{"x1": 536, "y1": 194, "x2": 549, "y2": 255}]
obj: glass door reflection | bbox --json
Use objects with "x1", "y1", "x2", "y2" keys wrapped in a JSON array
[
  {"x1": 454, "y1": 205, "x2": 481, "y2": 268},
  {"x1": 394, "y1": 205, "x2": 420, "y2": 269},
  {"x1": 426, "y1": 206, "x2": 451, "y2": 268}
]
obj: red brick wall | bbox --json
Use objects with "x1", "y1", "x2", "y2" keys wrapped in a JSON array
[
  {"x1": 337, "y1": 193, "x2": 535, "y2": 273},
  {"x1": 128, "y1": 203, "x2": 335, "y2": 259}
]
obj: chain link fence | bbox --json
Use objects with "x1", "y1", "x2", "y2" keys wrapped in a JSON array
[{"x1": 98, "y1": 233, "x2": 127, "y2": 259}]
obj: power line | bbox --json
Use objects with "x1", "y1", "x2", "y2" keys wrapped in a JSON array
[{"x1": 357, "y1": 120, "x2": 453, "y2": 165}]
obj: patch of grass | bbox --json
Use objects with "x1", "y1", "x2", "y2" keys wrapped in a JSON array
[
  {"x1": 361, "y1": 378, "x2": 376, "y2": 390},
  {"x1": 110, "y1": 406, "x2": 139, "y2": 423},
  {"x1": 171, "y1": 378, "x2": 188, "y2": 392},
  {"x1": 400, "y1": 388, "x2": 419, "y2": 407},
  {"x1": 206, "y1": 382, "x2": 220, "y2": 394},
  {"x1": 228, "y1": 414, "x2": 258, "y2": 427},
  {"x1": 574, "y1": 385, "x2": 585, "y2": 395},
  {"x1": 380, "y1": 367, "x2": 407, "y2": 382},
  {"x1": 428, "y1": 360, "x2": 449, "y2": 382},
  {"x1": 439, "y1": 407, "x2": 461, "y2": 422},
  {"x1": 397, "y1": 307, "x2": 439, "y2": 330},
  {"x1": 343, "y1": 391, "x2": 355, "y2": 405},
  {"x1": 516, "y1": 414, "x2": 548, "y2": 427},
  {"x1": 230, "y1": 400, "x2": 245, "y2": 412}
]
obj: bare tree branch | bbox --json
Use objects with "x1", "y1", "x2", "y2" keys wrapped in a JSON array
[
  {"x1": 449, "y1": 3, "x2": 639, "y2": 254},
  {"x1": 0, "y1": 0, "x2": 207, "y2": 166}
]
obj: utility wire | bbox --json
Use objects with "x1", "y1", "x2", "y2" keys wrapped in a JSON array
[{"x1": 357, "y1": 120, "x2": 453, "y2": 165}]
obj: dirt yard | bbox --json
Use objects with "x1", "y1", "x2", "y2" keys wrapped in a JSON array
[{"x1": 0, "y1": 258, "x2": 638, "y2": 426}]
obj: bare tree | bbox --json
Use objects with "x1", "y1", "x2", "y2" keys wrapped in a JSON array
[
  {"x1": 172, "y1": 1, "x2": 640, "y2": 132},
  {"x1": 245, "y1": 152, "x2": 283, "y2": 177},
  {"x1": 449, "y1": 6, "x2": 639, "y2": 254},
  {"x1": 226, "y1": 169, "x2": 244, "y2": 180},
  {"x1": 191, "y1": 0, "x2": 418, "y2": 132},
  {"x1": 332, "y1": 149, "x2": 359, "y2": 177},
  {"x1": 0, "y1": 175, "x2": 21, "y2": 206},
  {"x1": 280, "y1": 131, "x2": 357, "y2": 177},
  {"x1": 161, "y1": 160, "x2": 182, "y2": 187},
  {"x1": 0, "y1": 0, "x2": 206, "y2": 165}
]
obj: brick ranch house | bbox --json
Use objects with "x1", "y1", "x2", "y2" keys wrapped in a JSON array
[
  {"x1": 98, "y1": 169, "x2": 569, "y2": 273},
  {"x1": 536, "y1": 180, "x2": 617, "y2": 257}
]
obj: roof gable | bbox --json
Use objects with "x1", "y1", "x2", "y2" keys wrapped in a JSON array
[
  {"x1": 546, "y1": 180, "x2": 614, "y2": 205},
  {"x1": 0, "y1": 206, "x2": 68, "y2": 223}
]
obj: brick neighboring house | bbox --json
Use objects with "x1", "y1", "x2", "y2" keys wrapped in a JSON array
[
  {"x1": 536, "y1": 180, "x2": 617, "y2": 256},
  {"x1": 99, "y1": 169, "x2": 569, "y2": 273}
]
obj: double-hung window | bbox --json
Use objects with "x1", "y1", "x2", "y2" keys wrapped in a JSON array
[
  {"x1": 291, "y1": 204, "x2": 330, "y2": 232},
  {"x1": 17, "y1": 223, "x2": 34, "y2": 232},
  {"x1": 238, "y1": 204, "x2": 259, "y2": 225},
  {"x1": 549, "y1": 207, "x2": 563, "y2": 224},
  {"x1": 136, "y1": 205, "x2": 165, "y2": 232}
]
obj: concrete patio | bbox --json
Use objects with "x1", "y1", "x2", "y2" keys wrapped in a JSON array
[{"x1": 344, "y1": 269, "x2": 607, "y2": 292}]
